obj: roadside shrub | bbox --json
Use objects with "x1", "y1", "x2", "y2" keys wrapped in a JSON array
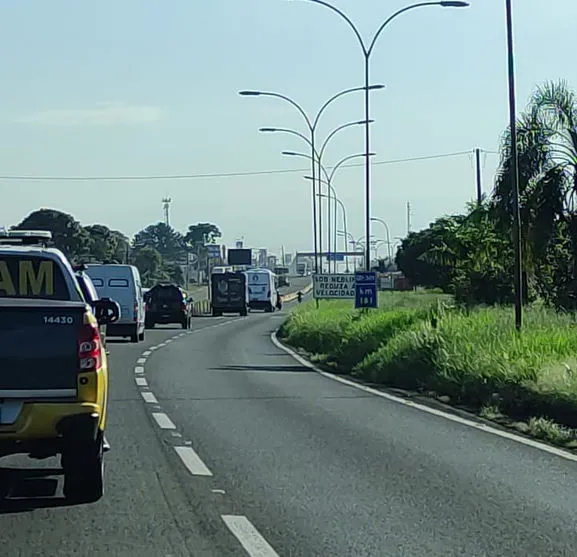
[
  {"x1": 278, "y1": 300, "x2": 354, "y2": 354},
  {"x1": 330, "y1": 308, "x2": 429, "y2": 371},
  {"x1": 354, "y1": 306, "x2": 577, "y2": 425}
]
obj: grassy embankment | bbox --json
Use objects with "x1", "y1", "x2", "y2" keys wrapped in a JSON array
[{"x1": 277, "y1": 291, "x2": 577, "y2": 448}]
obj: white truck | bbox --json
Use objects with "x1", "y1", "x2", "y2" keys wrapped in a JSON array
[{"x1": 246, "y1": 268, "x2": 279, "y2": 312}]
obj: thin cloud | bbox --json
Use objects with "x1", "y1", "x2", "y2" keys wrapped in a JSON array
[{"x1": 16, "y1": 102, "x2": 164, "y2": 126}]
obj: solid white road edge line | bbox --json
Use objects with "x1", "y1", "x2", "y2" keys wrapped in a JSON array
[
  {"x1": 135, "y1": 377, "x2": 148, "y2": 387},
  {"x1": 152, "y1": 412, "x2": 176, "y2": 429},
  {"x1": 174, "y1": 446, "x2": 213, "y2": 476},
  {"x1": 270, "y1": 331, "x2": 577, "y2": 464},
  {"x1": 221, "y1": 515, "x2": 280, "y2": 557},
  {"x1": 141, "y1": 391, "x2": 158, "y2": 404}
]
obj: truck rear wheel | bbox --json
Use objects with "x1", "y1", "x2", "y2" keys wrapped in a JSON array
[
  {"x1": 240, "y1": 307, "x2": 248, "y2": 316},
  {"x1": 130, "y1": 326, "x2": 139, "y2": 343},
  {"x1": 62, "y1": 433, "x2": 104, "y2": 504}
]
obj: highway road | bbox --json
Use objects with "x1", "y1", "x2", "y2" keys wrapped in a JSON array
[
  {"x1": 188, "y1": 276, "x2": 312, "y2": 302},
  {"x1": 3, "y1": 291, "x2": 577, "y2": 556}
]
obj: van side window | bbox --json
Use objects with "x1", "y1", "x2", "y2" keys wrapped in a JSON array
[
  {"x1": 91, "y1": 278, "x2": 104, "y2": 287},
  {"x1": 109, "y1": 279, "x2": 129, "y2": 287}
]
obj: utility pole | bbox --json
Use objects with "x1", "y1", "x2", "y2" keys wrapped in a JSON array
[
  {"x1": 406, "y1": 202, "x2": 412, "y2": 235},
  {"x1": 475, "y1": 148, "x2": 483, "y2": 203},
  {"x1": 162, "y1": 197, "x2": 172, "y2": 227}
]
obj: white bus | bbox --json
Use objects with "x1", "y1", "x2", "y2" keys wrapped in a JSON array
[{"x1": 246, "y1": 268, "x2": 279, "y2": 312}]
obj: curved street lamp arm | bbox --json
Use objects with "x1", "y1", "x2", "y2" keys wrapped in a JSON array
[
  {"x1": 368, "y1": 2, "x2": 443, "y2": 56},
  {"x1": 328, "y1": 152, "x2": 368, "y2": 183},
  {"x1": 319, "y1": 120, "x2": 368, "y2": 159},
  {"x1": 297, "y1": 0, "x2": 367, "y2": 55},
  {"x1": 246, "y1": 91, "x2": 313, "y2": 131},
  {"x1": 261, "y1": 127, "x2": 319, "y2": 157},
  {"x1": 313, "y1": 85, "x2": 373, "y2": 129}
]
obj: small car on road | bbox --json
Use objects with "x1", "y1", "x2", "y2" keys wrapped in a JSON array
[{"x1": 144, "y1": 283, "x2": 192, "y2": 329}]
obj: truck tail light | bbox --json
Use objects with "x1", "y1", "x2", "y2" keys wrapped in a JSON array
[{"x1": 78, "y1": 321, "x2": 102, "y2": 372}]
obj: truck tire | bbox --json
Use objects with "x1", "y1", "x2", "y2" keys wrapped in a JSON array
[
  {"x1": 212, "y1": 309, "x2": 222, "y2": 317},
  {"x1": 62, "y1": 433, "x2": 104, "y2": 504},
  {"x1": 240, "y1": 307, "x2": 248, "y2": 316},
  {"x1": 181, "y1": 318, "x2": 188, "y2": 329},
  {"x1": 130, "y1": 326, "x2": 139, "y2": 343}
]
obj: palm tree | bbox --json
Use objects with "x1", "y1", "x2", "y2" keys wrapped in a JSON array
[{"x1": 492, "y1": 80, "x2": 577, "y2": 307}]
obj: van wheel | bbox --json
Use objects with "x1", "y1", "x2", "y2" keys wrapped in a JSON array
[
  {"x1": 240, "y1": 308, "x2": 248, "y2": 316},
  {"x1": 138, "y1": 330, "x2": 145, "y2": 341},
  {"x1": 181, "y1": 319, "x2": 188, "y2": 329},
  {"x1": 62, "y1": 434, "x2": 104, "y2": 504},
  {"x1": 130, "y1": 327, "x2": 139, "y2": 343}
]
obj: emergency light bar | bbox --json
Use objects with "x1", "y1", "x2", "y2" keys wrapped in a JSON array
[{"x1": 0, "y1": 229, "x2": 53, "y2": 246}]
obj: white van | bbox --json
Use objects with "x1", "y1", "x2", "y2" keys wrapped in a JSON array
[
  {"x1": 246, "y1": 268, "x2": 279, "y2": 312},
  {"x1": 85, "y1": 264, "x2": 146, "y2": 343}
]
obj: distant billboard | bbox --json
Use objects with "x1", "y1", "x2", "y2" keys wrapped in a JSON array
[{"x1": 227, "y1": 248, "x2": 252, "y2": 266}]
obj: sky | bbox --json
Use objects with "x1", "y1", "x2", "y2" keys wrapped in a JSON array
[{"x1": 0, "y1": 0, "x2": 576, "y2": 258}]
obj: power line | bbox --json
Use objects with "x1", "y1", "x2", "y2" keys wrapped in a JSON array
[{"x1": 0, "y1": 148, "x2": 498, "y2": 181}]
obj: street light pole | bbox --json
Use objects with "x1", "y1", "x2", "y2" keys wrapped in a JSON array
[
  {"x1": 505, "y1": 0, "x2": 523, "y2": 330},
  {"x1": 370, "y1": 217, "x2": 392, "y2": 260},
  {"x1": 304, "y1": 151, "x2": 372, "y2": 272},
  {"x1": 291, "y1": 0, "x2": 470, "y2": 271},
  {"x1": 319, "y1": 192, "x2": 349, "y2": 272},
  {"x1": 240, "y1": 85, "x2": 384, "y2": 275},
  {"x1": 282, "y1": 122, "x2": 370, "y2": 270}
]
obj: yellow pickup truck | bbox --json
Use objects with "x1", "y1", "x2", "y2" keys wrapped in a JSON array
[{"x1": 0, "y1": 230, "x2": 119, "y2": 503}]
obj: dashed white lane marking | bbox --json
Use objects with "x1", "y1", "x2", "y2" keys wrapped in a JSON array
[
  {"x1": 270, "y1": 331, "x2": 577, "y2": 464},
  {"x1": 222, "y1": 515, "x2": 280, "y2": 557},
  {"x1": 134, "y1": 366, "x2": 145, "y2": 375},
  {"x1": 174, "y1": 446, "x2": 213, "y2": 476},
  {"x1": 152, "y1": 412, "x2": 176, "y2": 429},
  {"x1": 141, "y1": 391, "x2": 158, "y2": 404},
  {"x1": 136, "y1": 357, "x2": 147, "y2": 365},
  {"x1": 135, "y1": 377, "x2": 148, "y2": 387},
  {"x1": 142, "y1": 350, "x2": 152, "y2": 357}
]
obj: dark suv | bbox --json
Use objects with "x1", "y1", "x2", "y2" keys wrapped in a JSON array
[{"x1": 144, "y1": 284, "x2": 191, "y2": 329}]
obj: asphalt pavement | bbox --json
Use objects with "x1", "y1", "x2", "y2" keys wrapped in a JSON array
[{"x1": 4, "y1": 286, "x2": 577, "y2": 556}]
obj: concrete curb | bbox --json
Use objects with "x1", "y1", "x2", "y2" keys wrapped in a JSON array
[{"x1": 269, "y1": 330, "x2": 577, "y2": 465}]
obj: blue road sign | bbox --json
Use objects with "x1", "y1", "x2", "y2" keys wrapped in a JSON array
[
  {"x1": 326, "y1": 253, "x2": 345, "y2": 262},
  {"x1": 355, "y1": 271, "x2": 378, "y2": 309},
  {"x1": 206, "y1": 244, "x2": 221, "y2": 258}
]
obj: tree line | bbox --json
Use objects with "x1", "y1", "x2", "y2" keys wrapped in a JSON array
[
  {"x1": 9, "y1": 208, "x2": 222, "y2": 288},
  {"x1": 396, "y1": 80, "x2": 577, "y2": 310}
]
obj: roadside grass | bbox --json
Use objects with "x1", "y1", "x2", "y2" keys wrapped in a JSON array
[{"x1": 278, "y1": 291, "x2": 577, "y2": 447}]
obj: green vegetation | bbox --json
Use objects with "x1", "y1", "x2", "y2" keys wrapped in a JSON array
[
  {"x1": 396, "y1": 80, "x2": 577, "y2": 310},
  {"x1": 280, "y1": 80, "x2": 577, "y2": 445},
  {"x1": 278, "y1": 292, "x2": 577, "y2": 444},
  {"x1": 10, "y1": 208, "x2": 222, "y2": 288}
]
